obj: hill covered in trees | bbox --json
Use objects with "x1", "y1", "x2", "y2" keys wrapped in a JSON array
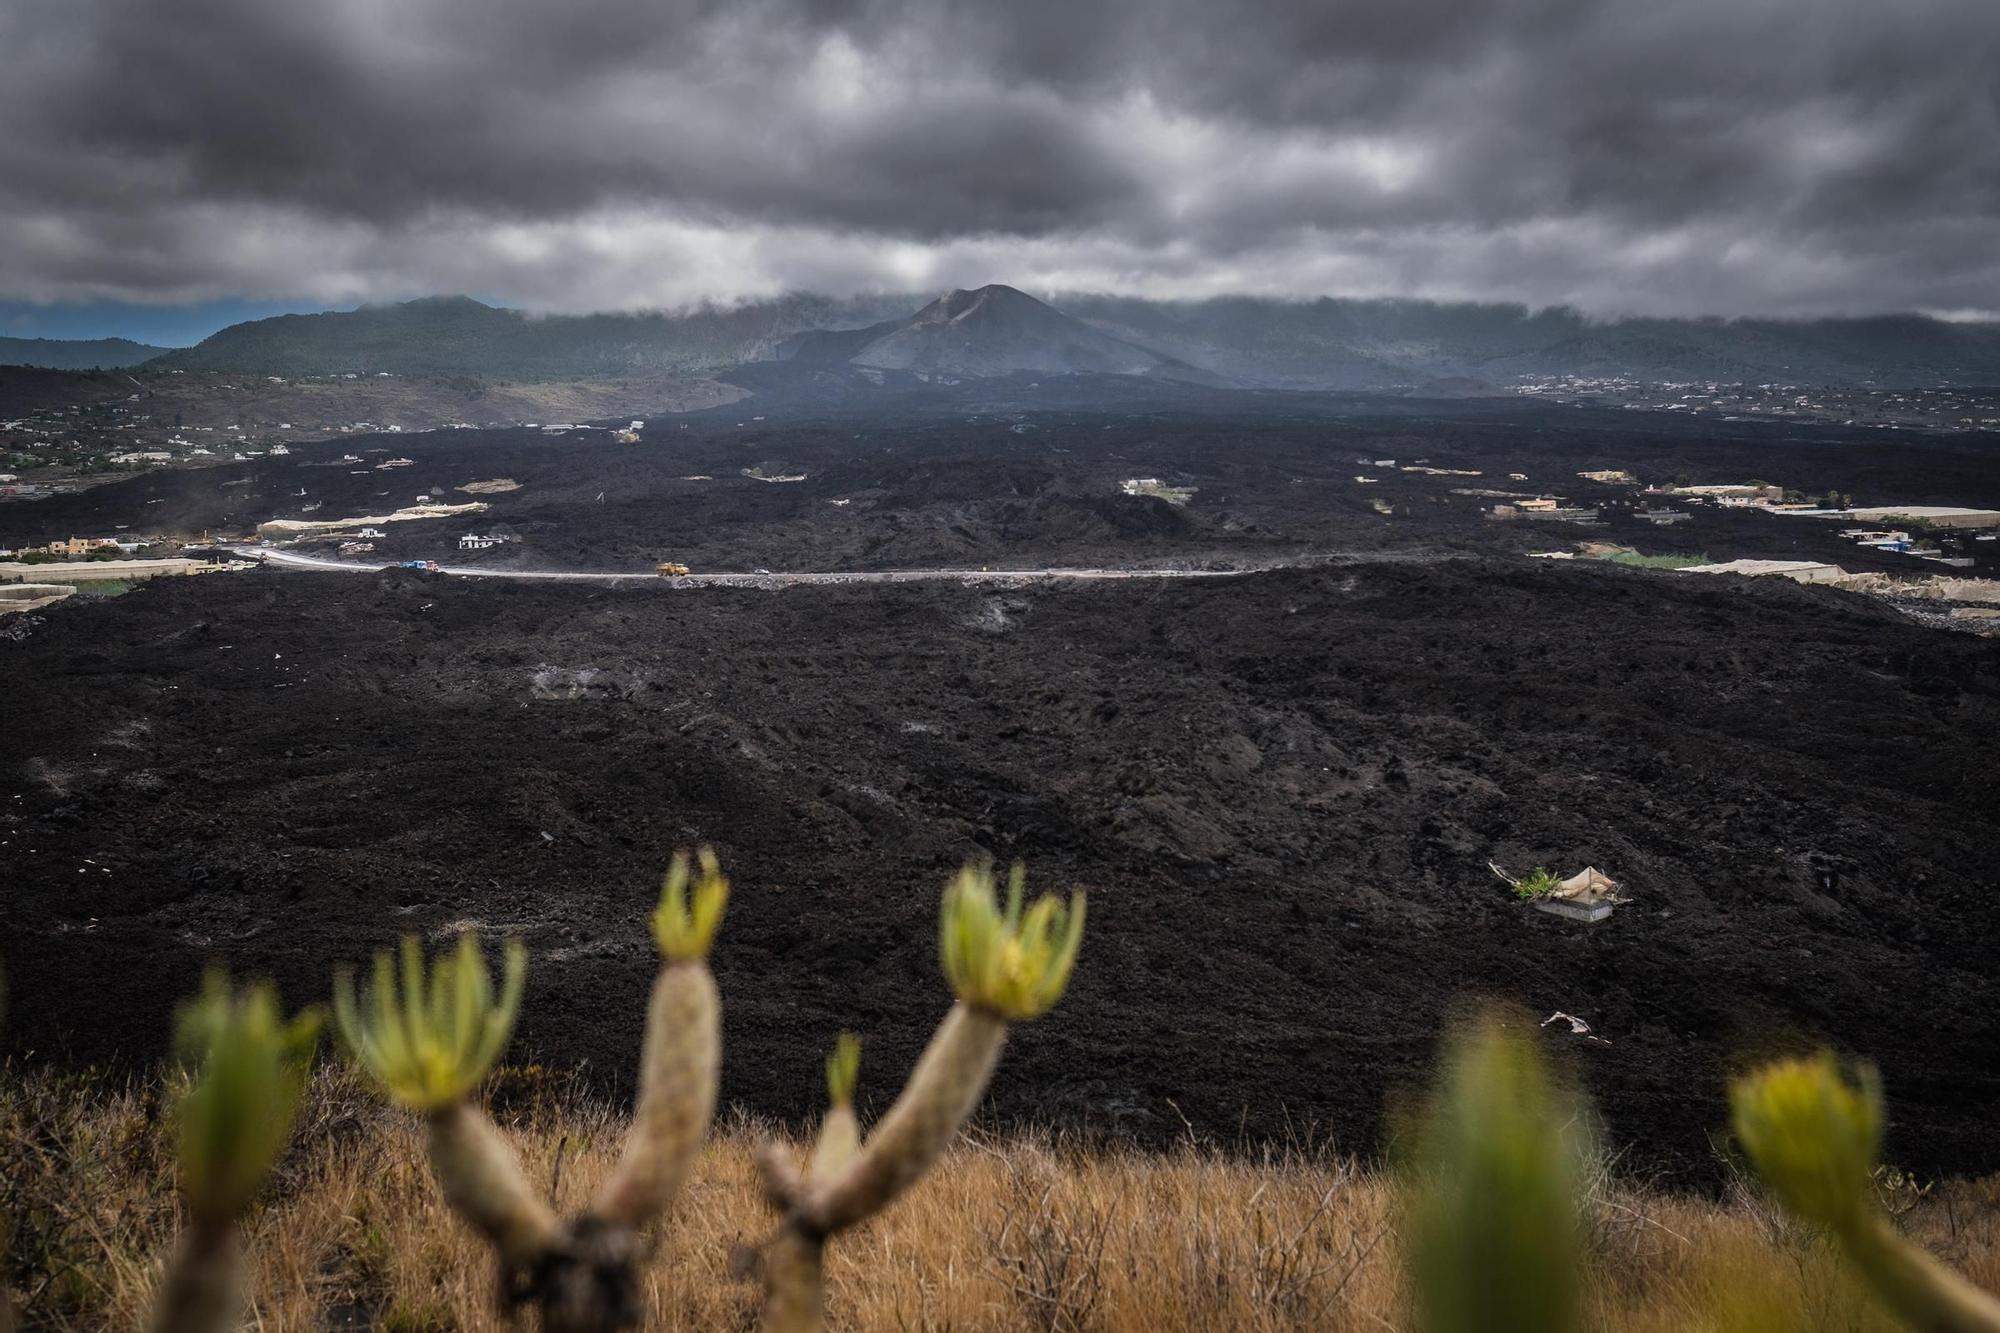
[{"x1": 0, "y1": 335, "x2": 169, "y2": 370}]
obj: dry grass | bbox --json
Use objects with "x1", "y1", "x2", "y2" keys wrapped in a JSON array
[{"x1": 4, "y1": 1063, "x2": 1999, "y2": 1331}]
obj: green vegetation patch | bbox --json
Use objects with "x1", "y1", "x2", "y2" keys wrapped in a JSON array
[{"x1": 1511, "y1": 867, "x2": 1565, "y2": 899}]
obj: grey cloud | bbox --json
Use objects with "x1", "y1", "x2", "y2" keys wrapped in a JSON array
[
  {"x1": 1, "y1": 0, "x2": 1996, "y2": 316},
  {"x1": 19, "y1": 0, "x2": 1143, "y2": 234}
]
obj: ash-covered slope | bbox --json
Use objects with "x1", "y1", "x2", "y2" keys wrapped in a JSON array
[{"x1": 830, "y1": 285, "x2": 1227, "y2": 383}]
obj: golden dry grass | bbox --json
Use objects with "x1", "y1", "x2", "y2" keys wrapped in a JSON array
[{"x1": 4, "y1": 1063, "x2": 1999, "y2": 1331}]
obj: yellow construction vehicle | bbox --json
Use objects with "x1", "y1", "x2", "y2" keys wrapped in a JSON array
[{"x1": 656, "y1": 561, "x2": 691, "y2": 576}]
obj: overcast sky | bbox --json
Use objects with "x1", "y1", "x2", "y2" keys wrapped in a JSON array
[{"x1": 4, "y1": 0, "x2": 1998, "y2": 336}]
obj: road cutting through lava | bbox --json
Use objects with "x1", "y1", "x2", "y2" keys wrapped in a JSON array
[{"x1": 225, "y1": 544, "x2": 1268, "y2": 585}]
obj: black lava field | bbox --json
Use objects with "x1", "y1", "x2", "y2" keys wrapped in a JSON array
[{"x1": 4, "y1": 387, "x2": 1998, "y2": 1183}]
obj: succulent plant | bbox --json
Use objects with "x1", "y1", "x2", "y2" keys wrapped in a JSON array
[
  {"x1": 173, "y1": 971, "x2": 322, "y2": 1229},
  {"x1": 151, "y1": 973, "x2": 320, "y2": 1333},
  {"x1": 594, "y1": 849, "x2": 728, "y2": 1231},
  {"x1": 754, "y1": 1034, "x2": 863, "y2": 1333},
  {"x1": 755, "y1": 862, "x2": 1085, "y2": 1333},
  {"x1": 329, "y1": 852, "x2": 729, "y2": 1331},
  {"x1": 824, "y1": 1031, "x2": 862, "y2": 1108},
  {"x1": 334, "y1": 932, "x2": 556, "y2": 1271},
  {"x1": 649, "y1": 845, "x2": 730, "y2": 962},
  {"x1": 333, "y1": 933, "x2": 525, "y2": 1112},
  {"x1": 1403, "y1": 1015, "x2": 1589, "y2": 1333},
  {"x1": 1730, "y1": 1053, "x2": 1882, "y2": 1231},
  {"x1": 809, "y1": 1034, "x2": 862, "y2": 1186},
  {"x1": 1732, "y1": 1054, "x2": 2000, "y2": 1331},
  {"x1": 940, "y1": 861, "x2": 1085, "y2": 1021}
]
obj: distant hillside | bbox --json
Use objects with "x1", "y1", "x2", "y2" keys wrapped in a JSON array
[
  {"x1": 0, "y1": 336, "x2": 169, "y2": 370},
  {"x1": 784, "y1": 284, "x2": 1228, "y2": 383},
  {"x1": 148, "y1": 294, "x2": 914, "y2": 379},
  {"x1": 1059, "y1": 296, "x2": 2000, "y2": 389},
  {"x1": 145, "y1": 290, "x2": 2000, "y2": 389}
]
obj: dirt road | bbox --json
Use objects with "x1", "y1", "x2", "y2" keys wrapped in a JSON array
[{"x1": 230, "y1": 545, "x2": 1264, "y2": 585}]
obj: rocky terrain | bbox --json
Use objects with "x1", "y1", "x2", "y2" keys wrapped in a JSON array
[
  {"x1": 7, "y1": 382, "x2": 1998, "y2": 577},
  {"x1": 0, "y1": 364, "x2": 742, "y2": 443},
  {"x1": 3, "y1": 394, "x2": 1998, "y2": 1184},
  {"x1": 3, "y1": 563, "x2": 1997, "y2": 1179}
]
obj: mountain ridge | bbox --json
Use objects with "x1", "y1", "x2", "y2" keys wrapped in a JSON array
[
  {"x1": 785, "y1": 284, "x2": 1232, "y2": 384},
  {"x1": 0, "y1": 335, "x2": 171, "y2": 371},
  {"x1": 140, "y1": 289, "x2": 2000, "y2": 388},
  {"x1": 147, "y1": 293, "x2": 916, "y2": 380}
]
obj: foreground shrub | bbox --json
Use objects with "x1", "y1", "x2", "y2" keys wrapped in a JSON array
[
  {"x1": 1732, "y1": 1054, "x2": 2000, "y2": 1331},
  {"x1": 333, "y1": 850, "x2": 729, "y2": 1330},
  {"x1": 752, "y1": 862, "x2": 1084, "y2": 1331},
  {"x1": 7, "y1": 1056, "x2": 2000, "y2": 1329},
  {"x1": 1402, "y1": 1015, "x2": 1590, "y2": 1333},
  {"x1": 154, "y1": 973, "x2": 320, "y2": 1333},
  {"x1": 324, "y1": 852, "x2": 1081, "y2": 1332}
]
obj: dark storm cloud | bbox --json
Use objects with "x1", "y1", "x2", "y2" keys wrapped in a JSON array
[
  {"x1": 16, "y1": 0, "x2": 1142, "y2": 233},
  {"x1": 2, "y1": 0, "x2": 1997, "y2": 315}
]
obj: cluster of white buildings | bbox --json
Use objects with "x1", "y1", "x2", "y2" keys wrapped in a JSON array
[{"x1": 4, "y1": 535, "x2": 142, "y2": 558}]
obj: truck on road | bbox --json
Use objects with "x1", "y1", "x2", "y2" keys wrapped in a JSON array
[
  {"x1": 398, "y1": 559, "x2": 442, "y2": 573},
  {"x1": 656, "y1": 562, "x2": 691, "y2": 576}
]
